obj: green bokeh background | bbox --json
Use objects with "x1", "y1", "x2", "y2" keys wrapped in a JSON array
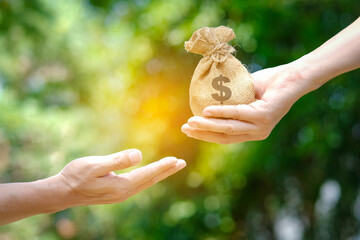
[{"x1": 0, "y1": 0, "x2": 359, "y2": 239}]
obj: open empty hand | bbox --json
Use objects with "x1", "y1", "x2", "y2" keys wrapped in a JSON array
[
  {"x1": 0, "y1": 149, "x2": 186, "y2": 225},
  {"x1": 58, "y1": 149, "x2": 187, "y2": 206}
]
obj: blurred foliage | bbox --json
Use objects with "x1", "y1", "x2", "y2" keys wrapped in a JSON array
[{"x1": 0, "y1": 0, "x2": 360, "y2": 239}]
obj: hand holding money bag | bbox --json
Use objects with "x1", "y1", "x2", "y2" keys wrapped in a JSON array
[{"x1": 185, "y1": 26, "x2": 256, "y2": 116}]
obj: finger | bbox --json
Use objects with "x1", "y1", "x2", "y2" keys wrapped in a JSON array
[
  {"x1": 126, "y1": 157, "x2": 178, "y2": 187},
  {"x1": 202, "y1": 103, "x2": 261, "y2": 121},
  {"x1": 187, "y1": 116, "x2": 257, "y2": 135},
  {"x1": 182, "y1": 125, "x2": 252, "y2": 144},
  {"x1": 125, "y1": 159, "x2": 186, "y2": 199},
  {"x1": 92, "y1": 149, "x2": 142, "y2": 176}
]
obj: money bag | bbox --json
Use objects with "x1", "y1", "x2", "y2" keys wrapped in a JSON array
[{"x1": 185, "y1": 26, "x2": 255, "y2": 116}]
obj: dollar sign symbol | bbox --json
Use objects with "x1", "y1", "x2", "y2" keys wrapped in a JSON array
[{"x1": 211, "y1": 75, "x2": 232, "y2": 104}]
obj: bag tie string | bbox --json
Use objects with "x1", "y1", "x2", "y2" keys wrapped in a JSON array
[{"x1": 203, "y1": 42, "x2": 235, "y2": 63}]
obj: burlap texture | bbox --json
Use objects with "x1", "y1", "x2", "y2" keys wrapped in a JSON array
[{"x1": 185, "y1": 26, "x2": 255, "y2": 116}]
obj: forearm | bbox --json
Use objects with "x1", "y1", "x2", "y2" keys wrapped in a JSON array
[
  {"x1": 0, "y1": 176, "x2": 68, "y2": 225},
  {"x1": 291, "y1": 17, "x2": 360, "y2": 94}
]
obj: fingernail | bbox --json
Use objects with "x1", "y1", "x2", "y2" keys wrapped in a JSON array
[
  {"x1": 188, "y1": 121, "x2": 198, "y2": 128},
  {"x1": 181, "y1": 126, "x2": 190, "y2": 134},
  {"x1": 202, "y1": 110, "x2": 211, "y2": 117},
  {"x1": 129, "y1": 150, "x2": 142, "y2": 164},
  {"x1": 183, "y1": 130, "x2": 191, "y2": 137},
  {"x1": 161, "y1": 157, "x2": 177, "y2": 166},
  {"x1": 177, "y1": 159, "x2": 187, "y2": 170}
]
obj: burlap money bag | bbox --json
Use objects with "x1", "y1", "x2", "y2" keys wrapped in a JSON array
[{"x1": 185, "y1": 26, "x2": 255, "y2": 116}]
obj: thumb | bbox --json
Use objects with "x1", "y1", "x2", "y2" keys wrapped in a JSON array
[{"x1": 92, "y1": 149, "x2": 142, "y2": 176}]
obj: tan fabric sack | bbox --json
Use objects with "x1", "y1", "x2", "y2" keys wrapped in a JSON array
[{"x1": 185, "y1": 26, "x2": 255, "y2": 116}]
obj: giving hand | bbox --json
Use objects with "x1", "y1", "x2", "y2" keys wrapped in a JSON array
[{"x1": 181, "y1": 64, "x2": 304, "y2": 144}]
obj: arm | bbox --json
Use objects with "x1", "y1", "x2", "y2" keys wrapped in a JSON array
[
  {"x1": 181, "y1": 17, "x2": 360, "y2": 144},
  {"x1": 0, "y1": 149, "x2": 186, "y2": 225}
]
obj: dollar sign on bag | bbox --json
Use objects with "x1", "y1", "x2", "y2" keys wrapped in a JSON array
[{"x1": 211, "y1": 75, "x2": 232, "y2": 104}]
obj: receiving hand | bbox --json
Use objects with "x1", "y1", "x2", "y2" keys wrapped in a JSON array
[
  {"x1": 56, "y1": 149, "x2": 186, "y2": 207},
  {"x1": 0, "y1": 149, "x2": 186, "y2": 225},
  {"x1": 181, "y1": 63, "x2": 306, "y2": 144}
]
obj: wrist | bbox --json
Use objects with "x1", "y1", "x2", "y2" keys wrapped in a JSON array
[
  {"x1": 287, "y1": 55, "x2": 324, "y2": 95},
  {"x1": 35, "y1": 175, "x2": 72, "y2": 213}
]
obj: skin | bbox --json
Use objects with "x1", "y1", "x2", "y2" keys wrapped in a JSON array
[
  {"x1": 0, "y1": 149, "x2": 186, "y2": 225},
  {"x1": 182, "y1": 17, "x2": 360, "y2": 144}
]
